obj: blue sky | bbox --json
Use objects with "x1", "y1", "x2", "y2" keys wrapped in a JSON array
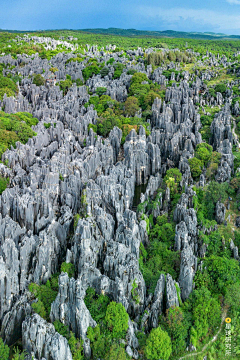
[{"x1": 1, "y1": 0, "x2": 240, "y2": 34}]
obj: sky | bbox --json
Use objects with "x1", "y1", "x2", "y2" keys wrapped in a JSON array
[{"x1": 1, "y1": 0, "x2": 240, "y2": 35}]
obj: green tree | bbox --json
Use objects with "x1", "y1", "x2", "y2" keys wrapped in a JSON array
[
  {"x1": 12, "y1": 347, "x2": 27, "y2": 360},
  {"x1": 54, "y1": 320, "x2": 70, "y2": 340},
  {"x1": 215, "y1": 83, "x2": 227, "y2": 94},
  {"x1": 195, "y1": 143, "x2": 213, "y2": 165},
  {"x1": 105, "y1": 302, "x2": 129, "y2": 339},
  {"x1": 82, "y1": 65, "x2": 100, "y2": 81},
  {"x1": 96, "y1": 87, "x2": 107, "y2": 96},
  {"x1": 87, "y1": 325, "x2": 110, "y2": 359},
  {"x1": 61, "y1": 262, "x2": 75, "y2": 278},
  {"x1": 188, "y1": 157, "x2": 203, "y2": 178},
  {"x1": 29, "y1": 274, "x2": 59, "y2": 321},
  {"x1": 0, "y1": 75, "x2": 18, "y2": 98},
  {"x1": 50, "y1": 67, "x2": 58, "y2": 73},
  {"x1": 184, "y1": 286, "x2": 221, "y2": 342},
  {"x1": 164, "y1": 307, "x2": 188, "y2": 356},
  {"x1": 0, "y1": 87, "x2": 15, "y2": 100},
  {"x1": 75, "y1": 79, "x2": 83, "y2": 86},
  {"x1": 100, "y1": 67, "x2": 110, "y2": 77},
  {"x1": 124, "y1": 96, "x2": 139, "y2": 117},
  {"x1": 145, "y1": 327, "x2": 172, "y2": 360},
  {"x1": 164, "y1": 168, "x2": 182, "y2": 194},
  {"x1": 106, "y1": 344, "x2": 129, "y2": 360},
  {"x1": 0, "y1": 176, "x2": 9, "y2": 195},
  {"x1": 205, "y1": 255, "x2": 240, "y2": 294},
  {"x1": 225, "y1": 282, "x2": 240, "y2": 314},
  {"x1": 33, "y1": 74, "x2": 45, "y2": 86},
  {"x1": 0, "y1": 337, "x2": 9, "y2": 360},
  {"x1": 84, "y1": 287, "x2": 110, "y2": 322},
  {"x1": 204, "y1": 181, "x2": 228, "y2": 220},
  {"x1": 31, "y1": 299, "x2": 47, "y2": 319},
  {"x1": 68, "y1": 332, "x2": 84, "y2": 360},
  {"x1": 113, "y1": 63, "x2": 124, "y2": 79},
  {"x1": 59, "y1": 79, "x2": 72, "y2": 95}
]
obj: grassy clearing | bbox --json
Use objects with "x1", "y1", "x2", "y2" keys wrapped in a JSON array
[{"x1": 207, "y1": 71, "x2": 236, "y2": 86}]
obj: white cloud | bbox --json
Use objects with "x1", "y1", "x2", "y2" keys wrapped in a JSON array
[
  {"x1": 226, "y1": 0, "x2": 240, "y2": 4},
  {"x1": 136, "y1": 6, "x2": 240, "y2": 32}
]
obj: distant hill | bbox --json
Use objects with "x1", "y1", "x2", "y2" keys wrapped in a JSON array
[
  {"x1": 79, "y1": 28, "x2": 240, "y2": 40},
  {"x1": 1, "y1": 27, "x2": 240, "y2": 40}
]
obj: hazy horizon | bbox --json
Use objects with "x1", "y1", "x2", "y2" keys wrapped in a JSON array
[{"x1": 2, "y1": 0, "x2": 240, "y2": 35}]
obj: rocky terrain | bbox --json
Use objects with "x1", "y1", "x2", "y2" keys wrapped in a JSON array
[{"x1": 0, "y1": 33, "x2": 240, "y2": 360}]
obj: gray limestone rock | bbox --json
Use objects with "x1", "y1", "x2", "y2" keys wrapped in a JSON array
[
  {"x1": 22, "y1": 314, "x2": 73, "y2": 360},
  {"x1": 1, "y1": 292, "x2": 33, "y2": 346},
  {"x1": 215, "y1": 202, "x2": 226, "y2": 224},
  {"x1": 178, "y1": 244, "x2": 197, "y2": 301}
]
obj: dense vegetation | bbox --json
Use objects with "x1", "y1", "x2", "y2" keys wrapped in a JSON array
[{"x1": 0, "y1": 112, "x2": 38, "y2": 158}]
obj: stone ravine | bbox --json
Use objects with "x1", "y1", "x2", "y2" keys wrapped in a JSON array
[{"x1": 0, "y1": 46, "x2": 236, "y2": 359}]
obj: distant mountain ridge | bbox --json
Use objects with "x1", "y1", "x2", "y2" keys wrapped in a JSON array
[
  {"x1": 79, "y1": 28, "x2": 240, "y2": 40},
  {"x1": 1, "y1": 27, "x2": 240, "y2": 40}
]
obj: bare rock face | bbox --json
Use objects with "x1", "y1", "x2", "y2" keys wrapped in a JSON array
[
  {"x1": 236, "y1": 216, "x2": 240, "y2": 228},
  {"x1": 178, "y1": 244, "x2": 197, "y2": 302},
  {"x1": 165, "y1": 274, "x2": 180, "y2": 309},
  {"x1": 22, "y1": 314, "x2": 73, "y2": 360},
  {"x1": 124, "y1": 127, "x2": 161, "y2": 185},
  {"x1": 147, "y1": 274, "x2": 165, "y2": 329},
  {"x1": 50, "y1": 273, "x2": 96, "y2": 357},
  {"x1": 215, "y1": 201, "x2": 226, "y2": 224},
  {"x1": 1, "y1": 292, "x2": 33, "y2": 346}
]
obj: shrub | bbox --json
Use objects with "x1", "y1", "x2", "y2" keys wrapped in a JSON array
[
  {"x1": 100, "y1": 66, "x2": 109, "y2": 77},
  {"x1": 127, "y1": 69, "x2": 137, "y2": 75},
  {"x1": 33, "y1": 74, "x2": 45, "y2": 86},
  {"x1": 105, "y1": 302, "x2": 129, "y2": 339},
  {"x1": 59, "y1": 79, "x2": 72, "y2": 95},
  {"x1": 61, "y1": 262, "x2": 75, "y2": 278},
  {"x1": 145, "y1": 327, "x2": 172, "y2": 360},
  {"x1": 75, "y1": 79, "x2": 83, "y2": 86},
  {"x1": 54, "y1": 320, "x2": 70, "y2": 340},
  {"x1": 74, "y1": 213, "x2": 80, "y2": 229},
  {"x1": 0, "y1": 337, "x2": 10, "y2": 360},
  {"x1": 68, "y1": 332, "x2": 84, "y2": 360},
  {"x1": 29, "y1": 274, "x2": 59, "y2": 321},
  {"x1": 66, "y1": 57, "x2": 84, "y2": 65},
  {"x1": 96, "y1": 87, "x2": 107, "y2": 96},
  {"x1": 163, "y1": 307, "x2": 188, "y2": 356},
  {"x1": 195, "y1": 143, "x2": 213, "y2": 165},
  {"x1": 87, "y1": 325, "x2": 110, "y2": 359},
  {"x1": 106, "y1": 58, "x2": 115, "y2": 65},
  {"x1": 82, "y1": 65, "x2": 100, "y2": 81},
  {"x1": 113, "y1": 63, "x2": 124, "y2": 79},
  {"x1": 12, "y1": 347, "x2": 27, "y2": 360},
  {"x1": 204, "y1": 255, "x2": 240, "y2": 294},
  {"x1": 0, "y1": 87, "x2": 15, "y2": 100},
  {"x1": 0, "y1": 111, "x2": 37, "y2": 158},
  {"x1": 185, "y1": 286, "x2": 221, "y2": 343},
  {"x1": 208, "y1": 88, "x2": 216, "y2": 97},
  {"x1": 15, "y1": 112, "x2": 38, "y2": 127},
  {"x1": 31, "y1": 299, "x2": 46, "y2": 319},
  {"x1": 50, "y1": 67, "x2": 58, "y2": 73},
  {"x1": 164, "y1": 168, "x2": 182, "y2": 194},
  {"x1": 124, "y1": 96, "x2": 139, "y2": 117},
  {"x1": 106, "y1": 344, "x2": 129, "y2": 360},
  {"x1": 84, "y1": 287, "x2": 110, "y2": 322},
  {"x1": 0, "y1": 75, "x2": 18, "y2": 96},
  {"x1": 215, "y1": 83, "x2": 227, "y2": 94},
  {"x1": 0, "y1": 176, "x2": 9, "y2": 195},
  {"x1": 44, "y1": 123, "x2": 51, "y2": 129}
]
